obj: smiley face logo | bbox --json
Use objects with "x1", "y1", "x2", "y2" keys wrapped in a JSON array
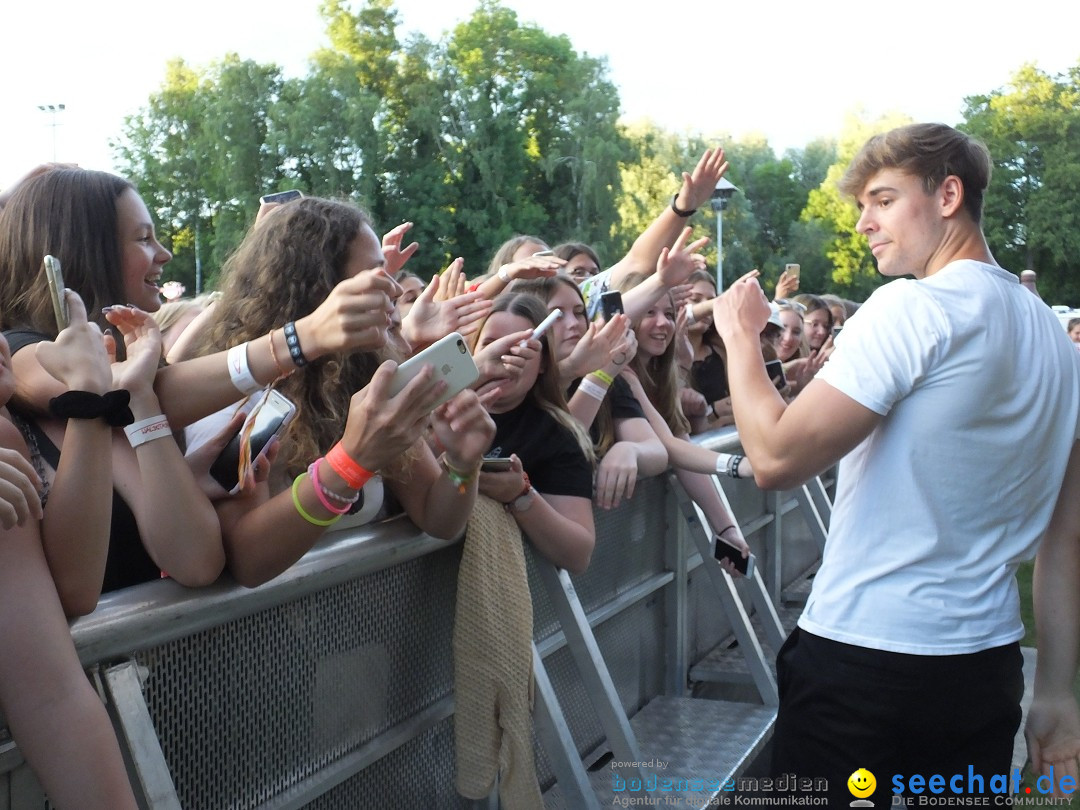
[{"x1": 848, "y1": 768, "x2": 876, "y2": 798}]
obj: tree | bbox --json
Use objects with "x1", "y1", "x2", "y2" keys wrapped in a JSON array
[
  {"x1": 962, "y1": 62, "x2": 1080, "y2": 305},
  {"x1": 800, "y1": 109, "x2": 913, "y2": 300}
]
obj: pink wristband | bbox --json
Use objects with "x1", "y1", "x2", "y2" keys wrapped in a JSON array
[{"x1": 308, "y1": 458, "x2": 355, "y2": 515}]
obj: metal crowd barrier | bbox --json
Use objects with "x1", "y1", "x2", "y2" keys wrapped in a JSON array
[{"x1": 0, "y1": 427, "x2": 827, "y2": 809}]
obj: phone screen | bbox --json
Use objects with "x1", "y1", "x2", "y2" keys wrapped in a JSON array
[
  {"x1": 764, "y1": 359, "x2": 785, "y2": 389},
  {"x1": 600, "y1": 290, "x2": 624, "y2": 321},
  {"x1": 714, "y1": 536, "x2": 754, "y2": 577},
  {"x1": 209, "y1": 396, "x2": 294, "y2": 492}
]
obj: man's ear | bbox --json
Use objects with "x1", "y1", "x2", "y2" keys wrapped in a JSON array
[{"x1": 939, "y1": 175, "x2": 965, "y2": 218}]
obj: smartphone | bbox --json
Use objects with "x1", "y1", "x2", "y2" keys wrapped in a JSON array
[
  {"x1": 44, "y1": 255, "x2": 69, "y2": 331},
  {"x1": 764, "y1": 359, "x2": 786, "y2": 389},
  {"x1": 532, "y1": 249, "x2": 554, "y2": 257},
  {"x1": 520, "y1": 308, "x2": 562, "y2": 347},
  {"x1": 388, "y1": 331, "x2": 478, "y2": 410},
  {"x1": 784, "y1": 263, "x2": 801, "y2": 281},
  {"x1": 481, "y1": 457, "x2": 514, "y2": 472},
  {"x1": 832, "y1": 326, "x2": 843, "y2": 338},
  {"x1": 210, "y1": 390, "x2": 296, "y2": 494},
  {"x1": 259, "y1": 189, "x2": 303, "y2": 205},
  {"x1": 600, "y1": 290, "x2": 624, "y2": 321},
  {"x1": 714, "y1": 536, "x2": 755, "y2": 578}
]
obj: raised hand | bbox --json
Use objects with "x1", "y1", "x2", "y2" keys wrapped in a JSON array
[
  {"x1": 774, "y1": 268, "x2": 800, "y2": 300},
  {"x1": 657, "y1": 228, "x2": 711, "y2": 288},
  {"x1": 401, "y1": 268, "x2": 493, "y2": 348},
  {"x1": 496, "y1": 255, "x2": 565, "y2": 285},
  {"x1": 434, "y1": 258, "x2": 468, "y2": 303},
  {"x1": 713, "y1": 270, "x2": 768, "y2": 342},
  {"x1": 562, "y1": 314, "x2": 630, "y2": 382},
  {"x1": 339, "y1": 359, "x2": 446, "y2": 473},
  {"x1": 36, "y1": 291, "x2": 113, "y2": 395},
  {"x1": 103, "y1": 305, "x2": 164, "y2": 398},
  {"x1": 430, "y1": 390, "x2": 495, "y2": 469},
  {"x1": 473, "y1": 330, "x2": 541, "y2": 389},
  {"x1": 296, "y1": 269, "x2": 402, "y2": 357},
  {"x1": 676, "y1": 148, "x2": 730, "y2": 214},
  {"x1": 381, "y1": 222, "x2": 420, "y2": 276}
]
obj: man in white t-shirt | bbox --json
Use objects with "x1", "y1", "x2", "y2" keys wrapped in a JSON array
[{"x1": 715, "y1": 123, "x2": 1080, "y2": 804}]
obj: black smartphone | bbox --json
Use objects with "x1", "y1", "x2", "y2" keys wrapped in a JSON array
[
  {"x1": 210, "y1": 390, "x2": 296, "y2": 494},
  {"x1": 764, "y1": 359, "x2": 786, "y2": 390},
  {"x1": 259, "y1": 189, "x2": 303, "y2": 205},
  {"x1": 714, "y1": 536, "x2": 755, "y2": 578},
  {"x1": 600, "y1": 290, "x2": 624, "y2": 321}
]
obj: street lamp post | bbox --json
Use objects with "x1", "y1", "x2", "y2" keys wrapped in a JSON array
[
  {"x1": 710, "y1": 177, "x2": 737, "y2": 293},
  {"x1": 37, "y1": 104, "x2": 66, "y2": 162}
]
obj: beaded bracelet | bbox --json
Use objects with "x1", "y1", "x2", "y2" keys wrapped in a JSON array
[
  {"x1": 325, "y1": 443, "x2": 374, "y2": 490},
  {"x1": 439, "y1": 452, "x2": 480, "y2": 494},
  {"x1": 308, "y1": 457, "x2": 360, "y2": 515},
  {"x1": 590, "y1": 369, "x2": 615, "y2": 386},
  {"x1": 283, "y1": 321, "x2": 308, "y2": 368},
  {"x1": 291, "y1": 473, "x2": 343, "y2": 526}
]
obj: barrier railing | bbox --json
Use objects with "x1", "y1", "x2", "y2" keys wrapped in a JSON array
[{"x1": 0, "y1": 427, "x2": 827, "y2": 809}]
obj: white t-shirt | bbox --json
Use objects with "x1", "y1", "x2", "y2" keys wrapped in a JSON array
[{"x1": 801, "y1": 260, "x2": 1080, "y2": 655}]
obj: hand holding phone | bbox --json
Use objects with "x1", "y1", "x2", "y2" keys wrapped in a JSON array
[
  {"x1": 600, "y1": 290, "x2": 624, "y2": 322},
  {"x1": 714, "y1": 534, "x2": 755, "y2": 578},
  {"x1": 209, "y1": 390, "x2": 296, "y2": 494},
  {"x1": 388, "y1": 332, "x2": 479, "y2": 409},
  {"x1": 764, "y1": 359, "x2": 786, "y2": 390}
]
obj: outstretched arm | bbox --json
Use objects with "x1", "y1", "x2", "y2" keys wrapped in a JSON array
[
  {"x1": 1027, "y1": 440, "x2": 1080, "y2": 797},
  {"x1": 606, "y1": 147, "x2": 728, "y2": 290},
  {"x1": 714, "y1": 276, "x2": 880, "y2": 490}
]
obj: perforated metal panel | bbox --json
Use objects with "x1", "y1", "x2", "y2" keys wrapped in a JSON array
[
  {"x1": 135, "y1": 546, "x2": 462, "y2": 810},
  {"x1": 306, "y1": 718, "x2": 464, "y2": 809}
]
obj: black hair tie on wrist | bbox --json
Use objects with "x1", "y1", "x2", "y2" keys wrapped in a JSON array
[{"x1": 48, "y1": 390, "x2": 135, "y2": 427}]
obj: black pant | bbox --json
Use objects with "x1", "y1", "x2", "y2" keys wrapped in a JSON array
[{"x1": 770, "y1": 627, "x2": 1023, "y2": 807}]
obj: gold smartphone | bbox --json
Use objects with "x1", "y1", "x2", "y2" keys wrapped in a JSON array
[
  {"x1": 784, "y1": 263, "x2": 801, "y2": 281},
  {"x1": 44, "y1": 255, "x2": 69, "y2": 330}
]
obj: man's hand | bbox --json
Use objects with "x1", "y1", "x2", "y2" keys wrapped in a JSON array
[
  {"x1": 713, "y1": 270, "x2": 768, "y2": 343},
  {"x1": 1027, "y1": 694, "x2": 1080, "y2": 797}
]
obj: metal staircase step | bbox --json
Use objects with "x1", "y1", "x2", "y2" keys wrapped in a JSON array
[{"x1": 543, "y1": 697, "x2": 775, "y2": 809}]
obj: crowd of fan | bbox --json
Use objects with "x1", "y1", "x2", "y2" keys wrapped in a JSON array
[{"x1": 0, "y1": 152, "x2": 861, "y2": 806}]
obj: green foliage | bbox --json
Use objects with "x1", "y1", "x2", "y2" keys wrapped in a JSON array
[
  {"x1": 962, "y1": 62, "x2": 1080, "y2": 305},
  {"x1": 799, "y1": 110, "x2": 914, "y2": 300},
  {"x1": 111, "y1": 6, "x2": 1078, "y2": 307}
]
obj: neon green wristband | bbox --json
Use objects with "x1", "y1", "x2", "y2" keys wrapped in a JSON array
[
  {"x1": 591, "y1": 369, "x2": 615, "y2": 386},
  {"x1": 291, "y1": 473, "x2": 343, "y2": 527}
]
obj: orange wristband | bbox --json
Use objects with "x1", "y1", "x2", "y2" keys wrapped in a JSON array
[{"x1": 326, "y1": 442, "x2": 374, "y2": 490}]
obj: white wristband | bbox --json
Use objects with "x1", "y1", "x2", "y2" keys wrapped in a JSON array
[
  {"x1": 577, "y1": 378, "x2": 608, "y2": 401},
  {"x1": 498, "y1": 266, "x2": 512, "y2": 283},
  {"x1": 125, "y1": 415, "x2": 171, "y2": 448},
  {"x1": 227, "y1": 343, "x2": 262, "y2": 396}
]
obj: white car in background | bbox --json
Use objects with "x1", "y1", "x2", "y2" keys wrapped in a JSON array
[{"x1": 1052, "y1": 305, "x2": 1079, "y2": 331}]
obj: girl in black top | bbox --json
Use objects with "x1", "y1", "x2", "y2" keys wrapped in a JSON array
[{"x1": 472, "y1": 293, "x2": 595, "y2": 573}]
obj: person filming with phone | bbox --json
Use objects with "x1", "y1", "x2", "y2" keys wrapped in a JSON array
[{"x1": 184, "y1": 197, "x2": 494, "y2": 587}]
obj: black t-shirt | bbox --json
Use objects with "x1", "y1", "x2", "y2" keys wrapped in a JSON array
[
  {"x1": 4, "y1": 327, "x2": 160, "y2": 592},
  {"x1": 487, "y1": 399, "x2": 592, "y2": 499},
  {"x1": 691, "y1": 348, "x2": 729, "y2": 403},
  {"x1": 5, "y1": 328, "x2": 47, "y2": 356}
]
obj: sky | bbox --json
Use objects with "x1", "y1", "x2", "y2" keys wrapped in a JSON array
[{"x1": 1, "y1": 0, "x2": 1078, "y2": 190}]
